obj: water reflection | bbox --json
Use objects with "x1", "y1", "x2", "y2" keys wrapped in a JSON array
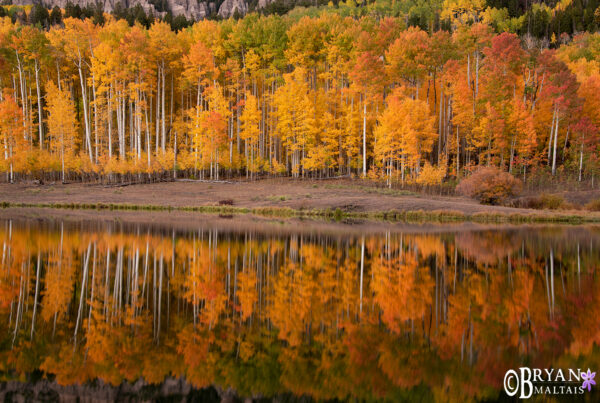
[{"x1": 0, "y1": 219, "x2": 599, "y2": 401}]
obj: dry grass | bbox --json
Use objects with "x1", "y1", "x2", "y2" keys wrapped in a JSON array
[
  {"x1": 1, "y1": 201, "x2": 598, "y2": 224},
  {"x1": 586, "y1": 199, "x2": 600, "y2": 211},
  {"x1": 3, "y1": 180, "x2": 600, "y2": 223},
  {"x1": 509, "y1": 194, "x2": 578, "y2": 211}
]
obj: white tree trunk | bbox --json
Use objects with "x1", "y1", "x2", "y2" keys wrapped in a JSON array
[
  {"x1": 35, "y1": 61, "x2": 43, "y2": 149},
  {"x1": 362, "y1": 97, "x2": 367, "y2": 176},
  {"x1": 77, "y1": 55, "x2": 93, "y2": 162}
]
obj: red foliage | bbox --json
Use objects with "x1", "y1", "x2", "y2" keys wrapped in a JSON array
[{"x1": 456, "y1": 167, "x2": 522, "y2": 205}]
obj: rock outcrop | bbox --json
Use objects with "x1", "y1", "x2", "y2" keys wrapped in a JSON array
[
  {"x1": 217, "y1": 0, "x2": 247, "y2": 17},
  {"x1": 169, "y1": 0, "x2": 211, "y2": 20},
  {"x1": 13, "y1": 0, "x2": 278, "y2": 20},
  {"x1": 13, "y1": 0, "x2": 214, "y2": 20},
  {"x1": 217, "y1": 0, "x2": 247, "y2": 18},
  {"x1": 257, "y1": 0, "x2": 273, "y2": 9}
]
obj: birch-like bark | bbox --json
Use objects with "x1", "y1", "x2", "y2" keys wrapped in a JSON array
[
  {"x1": 34, "y1": 60, "x2": 43, "y2": 149},
  {"x1": 551, "y1": 107, "x2": 559, "y2": 176},
  {"x1": 30, "y1": 253, "x2": 41, "y2": 339},
  {"x1": 74, "y1": 243, "x2": 91, "y2": 350},
  {"x1": 108, "y1": 82, "x2": 113, "y2": 159},
  {"x1": 161, "y1": 62, "x2": 166, "y2": 153},
  {"x1": 77, "y1": 52, "x2": 93, "y2": 162},
  {"x1": 362, "y1": 96, "x2": 367, "y2": 176},
  {"x1": 579, "y1": 138, "x2": 584, "y2": 182}
]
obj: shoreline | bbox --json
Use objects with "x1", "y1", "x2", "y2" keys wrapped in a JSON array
[
  {"x1": 2, "y1": 208, "x2": 599, "y2": 242},
  {"x1": 1, "y1": 180, "x2": 598, "y2": 224},
  {"x1": 1, "y1": 200, "x2": 598, "y2": 224}
]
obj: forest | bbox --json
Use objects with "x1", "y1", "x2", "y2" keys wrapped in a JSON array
[
  {"x1": 1, "y1": 222, "x2": 598, "y2": 400},
  {"x1": 1, "y1": 1, "x2": 600, "y2": 188}
]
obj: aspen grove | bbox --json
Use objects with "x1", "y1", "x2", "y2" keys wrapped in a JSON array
[{"x1": 1, "y1": 12, "x2": 600, "y2": 185}]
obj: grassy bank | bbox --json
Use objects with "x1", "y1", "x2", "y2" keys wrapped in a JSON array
[{"x1": 1, "y1": 201, "x2": 597, "y2": 224}]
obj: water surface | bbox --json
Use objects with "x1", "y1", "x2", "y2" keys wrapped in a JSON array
[{"x1": 1, "y1": 217, "x2": 599, "y2": 401}]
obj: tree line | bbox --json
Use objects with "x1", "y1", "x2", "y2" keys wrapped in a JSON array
[{"x1": 1, "y1": 5, "x2": 600, "y2": 185}]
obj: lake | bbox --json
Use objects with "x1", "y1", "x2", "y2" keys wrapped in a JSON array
[{"x1": 0, "y1": 215, "x2": 599, "y2": 401}]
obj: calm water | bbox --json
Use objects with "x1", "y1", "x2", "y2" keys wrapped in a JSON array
[{"x1": 1, "y1": 218, "x2": 599, "y2": 401}]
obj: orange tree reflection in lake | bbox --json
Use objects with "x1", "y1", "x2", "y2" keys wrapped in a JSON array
[{"x1": 0, "y1": 220, "x2": 599, "y2": 401}]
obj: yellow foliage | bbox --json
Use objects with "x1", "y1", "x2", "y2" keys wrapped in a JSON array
[{"x1": 416, "y1": 162, "x2": 446, "y2": 186}]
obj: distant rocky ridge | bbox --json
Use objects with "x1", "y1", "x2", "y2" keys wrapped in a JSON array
[{"x1": 12, "y1": 0, "x2": 259, "y2": 20}]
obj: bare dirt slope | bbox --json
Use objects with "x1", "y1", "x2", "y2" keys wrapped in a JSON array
[{"x1": 0, "y1": 179, "x2": 556, "y2": 215}]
